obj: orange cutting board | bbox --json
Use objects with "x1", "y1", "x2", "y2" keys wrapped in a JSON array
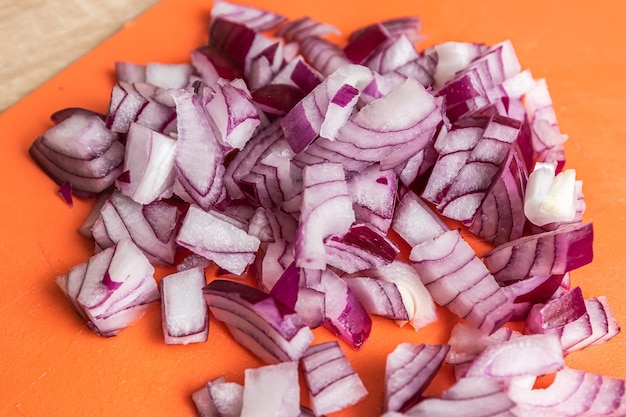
[{"x1": 1, "y1": 1, "x2": 625, "y2": 416}]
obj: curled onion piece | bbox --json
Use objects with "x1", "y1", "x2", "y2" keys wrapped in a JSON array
[
  {"x1": 508, "y1": 366, "x2": 626, "y2": 417},
  {"x1": 384, "y1": 343, "x2": 450, "y2": 412},
  {"x1": 176, "y1": 205, "x2": 260, "y2": 275},
  {"x1": 240, "y1": 361, "x2": 300, "y2": 417},
  {"x1": 117, "y1": 122, "x2": 177, "y2": 204},
  {"x1": 29, "y1": 111, "x2": 124, "y2": 197},
  {"x1": 295, "y1": 162, "x2": 355, "y2": 270},
  {"x1": 483, "y1": 222, "x2": 594, "y2": 284},
  {"x1": 355, "y1": 260, "x2": 438, "y2": 331},
  {"x1": 465, "y1": 333, "x2": 564, "y2": 381},
  {"x1": 160, "y1": 267, "x2": 208, "y2": 345},
  {"x1": 297, "y1": 77, "x2": 441, "y2": 173},
  {"x1": 410, "y1": 229, "x2": 514, "y2": 335},
  {"x1": 565, "y1": 296, "x2": 620, "y2": 353},
  {"x1": 399, "y1": 376, "x2": 516, "y2": 417},
  {"x1": 171, "y1": 88, "x2": 225, "y2": 210},
  {"x1": 203, "y1": 279, "x2": 314, "y2": 363},
  {"x1": 300, "y1": 341, "x2": 368, "y2": 416}
]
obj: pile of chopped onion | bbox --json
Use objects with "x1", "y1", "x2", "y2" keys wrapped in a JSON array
[{"x1": 33, "y1": 1, "x2": 623, "y2": 416}]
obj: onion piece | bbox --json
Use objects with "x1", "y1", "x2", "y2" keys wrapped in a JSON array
[
  {"x1": 300, "y1": 341, "x2": 368, "y2": 416},
  {"x1": 384, "y1": 343, "x2": 450, "y2": 412},
  {"x1": 347, "y1": 164, "x2": 398, "y2": 233},
  {"x1": 176, "y1": 205, "x2": 260, "y2": 275},
  {"x1": 401, "y1": 376, "x2": 516, "y2": 417},
  {"x1": 483, "y1": 222, "x2": 594, "y2": 284},
  {"x1": 280, "y1": 64, "x2": 373, "y2": 153},
  {"x1": 201, "y1": 78, "x2": 260, "y2": 150},
  {"x1": 92, "y1": 191, "x2": 180, "y2": 265},
  {"x1": 410, "y1": 229, "x2": 514, "y2": 335},
  {"x1": 508, "y1": 366, "x2": 626, "y2": 416},
  {"x1": 295, "y1": 162, "x2": 355, "y2": 270},
  {"x1": 353, "y1": 260, "x2": 438, "y2": 331},
  {"x1": 324, "y1": 223, "x2": 399, "y2": 274},
  {"x1": 240, "y1": 362, "x2": 300, "y2": 417},
  {"x1": 313, "y1": 269, "x2": 372, "y2": 350},
  {"x1": 298, "y1": 36, "x2": 352, "y2": 77},
  {"x1": 276, "y1": 17, "x2": 340, "y2": 43},
  {"x1": 160, "y1": 267, "x2": 208, "y2": 344},
  {"x1": 171, "y1": 88, "x2": 225, "y2": 211},
  {"x1": 117, "y1": 122, "x2": 177, "y2": 204},
  {"x1": 203, "y1": 279, "x2": 314, "y2": 363},
  {"x1": 465, "y1": 333, "x2": 564, "y2": 381},
  {"x1": 210, "y1": 0, "x2": 287, "y2": 32},
  {"x1": 29, "y1": 111, "x2": 124, "y2": 197},
  {"x1": 55, "y1": 239, "x2": 159, "y2": 337},
  {"x1": 344, "y1": 276, "x2": 408, "y2": 320},
  {"x1": 524, "y1": 161, "x2": 577, "y2": 227}
]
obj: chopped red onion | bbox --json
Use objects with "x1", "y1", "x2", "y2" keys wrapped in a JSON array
[
  {"x1": 465, "y1": 333, "x2": 564, "y2": 380},
  {"x1": 344, "y1": 276, "x2": 409, "y2": 320},
  {"x1": 352, "y1": 260, "x2": 438, "y2": 330},
  {"x1": 276, "y1": 16, "x2": 340, "y2": 43},
  {"x1": 410, "y1": 229, "x2": 514, "y2": 335},
  {"x1": 401, "y1": 376, "x2": 516, "y2": 417},
  {"x1": 202, "y1": 78, "x2": 261, "y2": 150},
  {"x1": 203, "y1": 279, "x2": 314, "y2": 363},
  {"x1": 313, "y1": 268, "x2": 372, "y2": 350},
  {"x1": 210, "y1": 0, "x2": 287, "y2": 32},
  {"x1": 240, "y1": 362, "x2": 300, "y2": 417},
  {"x1": 524, "y1": 161, "x2": 577, "y2": 226},
  {"x1": 483, "y1": 222, "x2": 594, "y2": 284},
  {"x1": 300, "y1": 341, "x2": 368, "y2": 415},
  {"x1": 295, "y1": 162, "x2": 355, "y2": 270},
  {"x1": 92, "y1": 191, "x2": 180, "y2": 265},
  {"x1": 176, "y1": 205, "x2": 260, "y2": 275},
  {"x1": 298, "y1": 36, "x2": 352, "y2": 77},
  {"x1": 56, "y1": 239, "x2": 159, "y2": 337},
  {"x1": 161, "y1": 267, "x2": 208, "y2": 344},
  {"x1": 508, "y1": 366, "x2": 626, "y2": 416},
  {"x1": 117, "y1": 122, "x2": 177, "y2": 204},
  {"x1": 171, "y1": 88, "x2": 225, "y2": 210},
  {"x1": 384, "y1": 343, "x2": 450, "y2": 412}
]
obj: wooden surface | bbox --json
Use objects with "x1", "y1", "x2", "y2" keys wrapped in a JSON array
[{"x1": 0, "y1": 0, "x2": 158, "y2": 112}]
